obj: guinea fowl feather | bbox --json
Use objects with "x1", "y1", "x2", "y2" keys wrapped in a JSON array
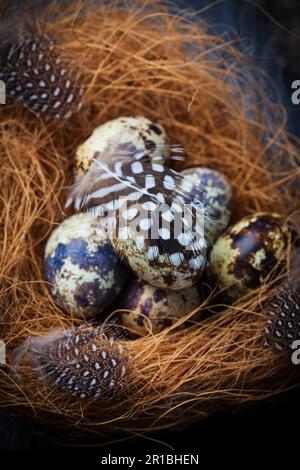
[
  {"x1": 65, "y1": 145, "x2": 210, "y2": 268},
  {"x1": 265, "y1": 251, "x2": 300, "y2": 352},
  {"x1": 13, "y1": 323, "x2": 128, "y2": 400},
  {"x1": 0, "y1": 16, "x2": 84, "y2": 121}
]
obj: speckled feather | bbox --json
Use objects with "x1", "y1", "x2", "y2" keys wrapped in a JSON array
[
  {"x1": 14, "y1": 323, "x2": 128, "y2": 400},
  {"x1": 65, "y1": 145, "x2": 209, "y2": 270},
  {"x1": 265, "y1": 257, "x2": 300, "y2": 352},
  {"x1": 0, "y1": 20, "x2": 83, "y2": 121}
]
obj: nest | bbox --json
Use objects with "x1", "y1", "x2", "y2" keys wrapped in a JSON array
[{"x1": 1, "y1": 0, "x2": 300, "y2": 443}]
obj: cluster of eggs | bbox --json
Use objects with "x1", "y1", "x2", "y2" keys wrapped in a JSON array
[{"x1": 44, "y1": 115, "x2": 294, "y2": 336}]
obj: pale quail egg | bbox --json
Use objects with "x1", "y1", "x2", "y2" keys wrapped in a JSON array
[{"x1": 75, "y1": 116, "x2": 170, "y2": 179}]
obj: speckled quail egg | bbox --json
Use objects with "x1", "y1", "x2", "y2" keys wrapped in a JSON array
[
  {"x1": 180, "y1": 167, "x2": 232, "y2": 244},
  {"x1": 112, "y1": 223, "x2": 207, "y2": 290},
  {"x1": 208, "y1": 213, "x2": 295, "y2": 302},
  {"x1": 119, "y1": 277, "x2": 201, "y2": 335},
  {"x1": 44, "y1": 213, "x2": 129, "y2": 319},
  {"x1": 107, "y1": 164, "x2": 208, "y2": 289},
  {"x1": 75, "y1": 116, "x2": 170, "y2": 179}
]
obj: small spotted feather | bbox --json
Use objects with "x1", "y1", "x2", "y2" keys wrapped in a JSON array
[
  {"x1": 265, "y1": 284, "x2": 300, "y2": 352},
  {"x1": 0, "y1": 29, "x2": 83, "y2": 121},
  {"x1": 14, "y1": 324, "x2": 128, "y2": 400}
]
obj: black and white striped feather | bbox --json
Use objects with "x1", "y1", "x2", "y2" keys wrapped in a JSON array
[{"x1": 65, "y1": 145, "x2": 209, "y2": 268}]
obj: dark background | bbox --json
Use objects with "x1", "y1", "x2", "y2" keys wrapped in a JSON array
[{"x1": 1, "y1": 0, "x2": 300, "y2": 453}]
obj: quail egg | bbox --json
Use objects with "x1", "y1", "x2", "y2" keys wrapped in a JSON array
[
  {"x1": 112, "y1": 222, "x2": 207, "y2": 290},
  {"x1": 119, "y1": 277, "x2": 201, "y2": 335},
  {"x1": 180, "y1": 167, "x2": 232, "y2": 244},
  {"x1": 75, "y1": 116, "x2": 170, "y2": 179},
  {"x1": 208, "y1": 213, "x2": 295, "y2": 302},
  {"x1": 44, "y1": 213, "x2": 129, "y2": 319}
]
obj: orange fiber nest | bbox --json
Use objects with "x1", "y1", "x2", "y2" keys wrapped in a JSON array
[{"x1": 1, "y1": 0, "x2": 300, "y2": 443}]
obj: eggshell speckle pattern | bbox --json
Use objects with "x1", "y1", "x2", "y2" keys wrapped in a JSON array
[
  {"x1": 208, "y1": 213, "x2": 294, "y2": 302},
  {"x1": 180, "y1": 167, "x2": 232, "y2": 244},
  {"x1": 119, "y1": 277, "x2": 201, "y2": 335},
  {"x1": 75, "y1": 116, "x2": 170, "y2": 178},
  {"x1": 44, "y1": 213, "x2": 129, "y2": 319}
]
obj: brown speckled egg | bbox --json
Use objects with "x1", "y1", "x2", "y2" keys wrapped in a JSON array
[
  {"x1": 75, "y1": 116, "x2": 169, "y2": 179},
  {"x1": 112, "y1": 224, "x2": 207, "y2": 290},
  {"x1": 180, "y1": 167, "x2": 232, "y2": 244},
  {"x1": 119, "y1": 277, "x2": 201, "y2": 335},
  {"x1": 44, "y1": 213, "x2": 129, "y2": 319},
  {"x1": 208, "y1": 213, "x2": 295, "y2": 302}
]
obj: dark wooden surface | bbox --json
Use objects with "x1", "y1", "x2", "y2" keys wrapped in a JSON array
[{"x1": 1, "y1": 0, "x2": 300, "y2": 450}]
